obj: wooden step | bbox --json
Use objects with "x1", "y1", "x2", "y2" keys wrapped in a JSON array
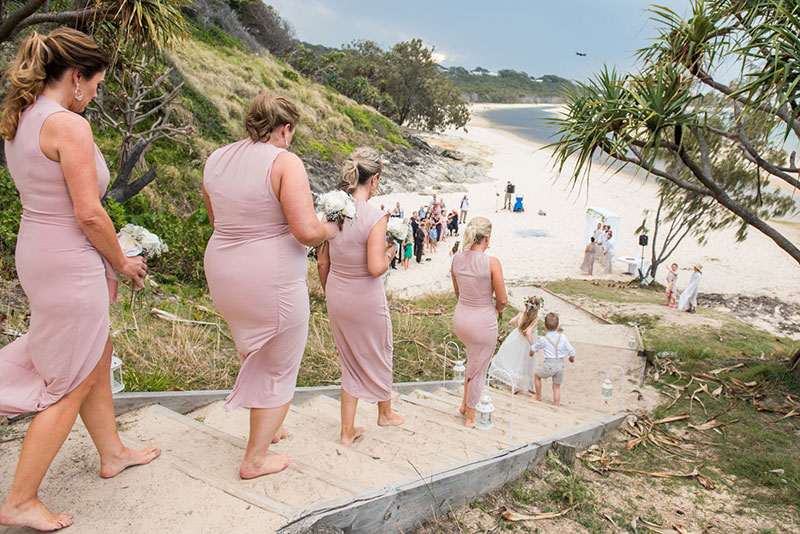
[
  {"x1": 120, "y1": 404, "x2": 351, "y2": 509},
  {"x1": 286, "y1": 398, "x2": 460, "y2": 471},
  {"x1": 2, "y1": 416, "x2": 286, "y2": 533},
  {"x1": 420, "y1": 388, "x2": 553, "y2": 434},
  {"x1": 394, "y1": 393, "x2": 512, "y2": 451},
  {"x1": 305, "y1": 394, "x2": 493, "y2": 461},
  {"x1": 188, "y1": 400, "x2": 415, "y2": 490}
]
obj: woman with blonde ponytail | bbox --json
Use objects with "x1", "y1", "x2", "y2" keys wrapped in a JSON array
[
  {"x1": 450, "y1": 216, "x2": 508, "y2": 427},
  {"x1": 0, "y1": 28, "x2": 160, "y2": 531},
  {"x1": 318, "y1": 147, "x2": 404, "y2": 446}
]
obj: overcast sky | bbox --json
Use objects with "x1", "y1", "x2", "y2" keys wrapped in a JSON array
[{"x1": 266, "y1": 0, "x2": 691, "y2": 82}]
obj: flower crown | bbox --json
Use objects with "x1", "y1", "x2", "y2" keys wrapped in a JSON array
[{"x1": 524, "y1": 296, "x2": 545, "y2": 310}]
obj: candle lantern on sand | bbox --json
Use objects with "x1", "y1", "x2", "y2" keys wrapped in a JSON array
[
  {"x1": 110, "y1": 355, "x2": 125, "y2": 394},
  {"x1": 601, "y1": 378, "x2": 613, "y2": 400},
  {"x1": 475, "y1": 394, "x2": 495, "y2": 430},
  {"x1": 453, "y1": 359, "x2": 466, "y2": 384}
]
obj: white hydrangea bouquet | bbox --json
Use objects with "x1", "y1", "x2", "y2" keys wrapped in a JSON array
[
  {"x1": 317, "y1": 190, "x2": 356, "y2": 226},
  {"x1": 117, "y1": 224, "x2": 169, "y2": 258},
  {"x1": 386, "y1": 217, "x2": 410, "y2": 242}
]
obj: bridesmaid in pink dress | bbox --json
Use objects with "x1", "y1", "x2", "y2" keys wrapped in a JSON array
[
  {"x1": 203, "y1": 94, "x2": 336, "y2": 478},
  {"x1": 0, "y1": 29, "x2": 159, "y2": 531},
  {"x1": 451, "y1": 216, "x2": 508, "y2": 428},
  {"x1": 317, "y1": 147, "x2": 404, "y2": 446}
]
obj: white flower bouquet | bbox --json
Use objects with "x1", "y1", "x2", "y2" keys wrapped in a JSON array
[
  {"x1": 386, "y1": 217, "x2": 410, "y2": 242},
  {"x1": 117, "y1": 224, "x2": 169, "y2": 258},
  {"x1": 317, "y1": 190, "x2": 356, "y2": 225}
]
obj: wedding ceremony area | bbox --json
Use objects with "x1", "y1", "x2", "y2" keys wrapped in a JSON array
[{"x1": 1, "y1": 1, "x2": 800, "y2": 533}]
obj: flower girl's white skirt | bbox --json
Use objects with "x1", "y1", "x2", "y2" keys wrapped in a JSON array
[{"x1": 489, "y1": 329, "x2": 535, "y2": 392}]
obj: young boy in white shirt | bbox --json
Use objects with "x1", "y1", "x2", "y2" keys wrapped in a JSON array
[{"x1": 531, "y1": 312, "x2": 576, "y2": 406}]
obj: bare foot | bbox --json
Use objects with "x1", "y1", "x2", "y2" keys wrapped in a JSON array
[
  {"x1": 271, "y1": 425, "x2": 289, "y2": 444},
  {"x1": 0, "y1": 497, "x2": 73, "y2": 531},
  {"x1": 239, "y1": 454, "x2": 292, "y2": 479},
  {"x1": 464, "y1": 418, "x2": 475, "y2": 429},
  {"x1": 535, "y1": 395, "x2": 543, "y2": 402},
  {"x1": 458, "y1": 405, "x2": 466, "y2": 415},
  {"x1": 377, "y1": 411, "x2": 405, "y2": 427},
  {"x1": 100, "y1": 446, "x2": 161, "y2": 478},
  {"x1": 340, "y1": 427, "x2": 364, "y2": 446}
]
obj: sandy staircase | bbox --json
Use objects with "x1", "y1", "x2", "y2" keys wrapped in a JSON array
[
  {"x1": 1, "y1": 383, "x2": 615, "y2": 534},
  {"x1": 1, "y1": 289, "x2": 646, "y2": 533}
]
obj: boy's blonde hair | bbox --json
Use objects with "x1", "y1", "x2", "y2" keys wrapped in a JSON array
[{"x1": 544, "y1": 312, "x2": 559, "y2": 331}]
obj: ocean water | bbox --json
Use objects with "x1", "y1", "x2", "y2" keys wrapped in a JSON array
[
  {"x1": 477, "y1": 105, "x2": 800, "y2": 156},
  {"x1": 477, "y1": 106, "x2": 563, "y2": 146}
]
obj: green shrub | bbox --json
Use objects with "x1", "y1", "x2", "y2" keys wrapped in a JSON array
[
  {"x1": 281, "y1": 69, "x2": 299, "y2": 82},
  {"x1": 0, "y1": 167, "x2": 21, "y2": 278}
]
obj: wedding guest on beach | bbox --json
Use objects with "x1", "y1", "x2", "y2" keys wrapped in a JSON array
[
  {"x1": 603, "y1": 230, "x2": 615, "y2": 273},
  {"x1": 451, "y1": 217, "x2": 508, "y2": 428},
  {"x1": 402, "y1": 231, "x2": 413, "y2": 270},
  {"x1": 592, "y1": 223, "x2": 603, "y2": 257},
  {"x1": 678, "y1": 263, "x2": 703, "y2": 314},
  {"x1": 414, "y1": 221, "x2": 425, "y2": 263},
  {"x1": 317, "y1": 147, "x2": 404, "y2": 446},
  {"x1": 580, "y1": 237, "x2": 596, "y2": 275},
  {"x1": 460, "y1": 194, "x2": 469, "y2": 223},
  {"x1": 664, "y1": 263, "x2": 678, "y2": 308},
  {"x1": 203, "y1": 93, "x2": 337, "y2": 478},
  {"x1": 395, "y1": 201, "x2": 404, "y2": 219},
  {"x1": 428, "y1": 214, "x2": 439, "y2": 253},
  {"x1": 447, "y1": 210, "x2": 459, "y2": 236},
  {"x1": 504, "y1": 181, "x2": 514, "y2": 210},
  {"x1": 0, "y1": 29, "x2": 160, "y2": 531}
]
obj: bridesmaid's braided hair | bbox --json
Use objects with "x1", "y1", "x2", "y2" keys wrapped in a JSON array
[
  {"x1": 0, "y1": 28, "x2": 108, "y2": 141},
  {"x1": 244, "y1": 93, "x2": 300, "y2": 143},
  {"x1": 338, "y1": 147, "x2": 382, "y2": 194},
  {"x1": 462, "y1": 216, "x2": 492, "y2": 251}
]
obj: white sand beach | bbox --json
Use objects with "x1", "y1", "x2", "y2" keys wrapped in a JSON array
[{"x1": 375, "y1": 103, "x2": 800, "y2": 307}]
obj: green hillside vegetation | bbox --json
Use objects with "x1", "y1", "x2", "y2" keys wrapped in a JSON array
[
  {"x1": 0, "y1": 13, "x2": 408, "y2": 285},
  {"x1": 444, "y1": 67, "x2": 577, "y2": 103}
]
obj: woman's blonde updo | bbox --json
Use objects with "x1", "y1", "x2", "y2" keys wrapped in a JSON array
[
  {"x1": 337, "y1": 147, "x2": 382, "y2": 194},
  {"x1": 244, "y1": 93, "x2": 300, "y2": 143},
  {"x1": 462, "y1": 216, "x2": 492, "y2": 250},
  {"x1": 0, "y1": 28, "x2": 109, "y2": 140}
]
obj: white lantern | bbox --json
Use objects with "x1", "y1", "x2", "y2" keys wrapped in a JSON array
[
  {"x1": 110, "y1": 355, "x2": 125, "y2": 394},
  {"x1": 453, "y1": 359, "x2": 466, "y2": 383},
  {"x1": 475, "y1": 394, "x2": 495, "y2": 430},
  {"x1": 628, "y1": 336, "x2": 637, "y2": 349},
  {"x1": 601, "y1": 378, "x2": 613, "y2": 400}
]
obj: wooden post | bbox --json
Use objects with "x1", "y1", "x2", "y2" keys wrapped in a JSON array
[{"x1": 551, "y1": 441, "x2": 577, "y2": 466}]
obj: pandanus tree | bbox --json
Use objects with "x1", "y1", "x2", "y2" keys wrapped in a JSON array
[
  {"x1": 0, "y1": 1, "x2": 191, "y2": 201},
  {"x1": 549, "y1": 0, "x2": 800, "y2": 268}
]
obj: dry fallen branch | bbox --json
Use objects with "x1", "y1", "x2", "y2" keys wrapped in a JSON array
[{"x1": 502, "y1": 503, "x2": 579, "y2": 522}]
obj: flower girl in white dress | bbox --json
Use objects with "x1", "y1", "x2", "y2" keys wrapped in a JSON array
[{"x1": 489, "y1": 297, "x2": 543, "y2": 394}]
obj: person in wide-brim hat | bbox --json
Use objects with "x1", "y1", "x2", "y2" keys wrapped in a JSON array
[{"x1": 680, "y1": 262, "x2": 704, "y2": 313}]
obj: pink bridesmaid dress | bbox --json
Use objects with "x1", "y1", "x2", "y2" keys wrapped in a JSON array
[
  {"x1": 203, "y1": 140, "x2": 309, "y2": 411},
  {"x1": 326, "y1": 199, "x2": 393, "y2": 402},
  {"x1": 452, "y1": 250, "x2": 498, "y2": 408},
  {"x1": 0, "y1": 96, "x2": 118, "y2": 416}
]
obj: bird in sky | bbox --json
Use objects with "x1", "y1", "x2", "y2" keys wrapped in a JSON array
[{"x1": 576, "y1": 52, "x2": 587, "y2": 57}]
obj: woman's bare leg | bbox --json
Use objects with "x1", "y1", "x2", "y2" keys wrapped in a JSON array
[
  {"x1": 0, "y1": 363, "x2": 98, "y2": 531},
  {"x1": 78, "y1": 338, "x2": 160, "y2": 478},
  {"x1": 464, "y1": 407, "x2": 476, "y2": 428},
  {"x1": 239, "y1": 403, "x2": 292, "y2": 479},
  {"x1": 340, "y1": 389, "x2": 364, "y2": 446},
  {"x1": 377, "y1": 399, "x2": 404, "y2": 427}
]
